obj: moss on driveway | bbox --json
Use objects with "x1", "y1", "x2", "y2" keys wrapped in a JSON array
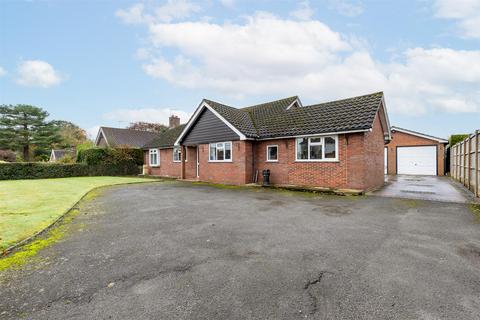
[{"x1": 0, "y1": 176, "x2": 155, "y2": 250}]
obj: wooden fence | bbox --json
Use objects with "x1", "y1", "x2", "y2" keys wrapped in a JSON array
[{"x1": 450, "y1": 130, "x2": 480, "y2": 197}]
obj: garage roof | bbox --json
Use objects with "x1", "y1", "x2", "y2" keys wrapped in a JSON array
[{"x1": 391, "y1": 126, "x2": 448, "y2": 143}]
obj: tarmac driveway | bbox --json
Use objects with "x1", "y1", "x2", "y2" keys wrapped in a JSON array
[
  {"x1": 372, "y1": 175, "x2": 476, "y2": 203},
  {"x1": 1, "y1": 182, "x2": 480, "y2": 320}
]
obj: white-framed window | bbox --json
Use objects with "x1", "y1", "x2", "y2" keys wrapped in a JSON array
[
  {"x1": 173, "y1": 146, "x2": 182, "y2": 162},
  {"x1": 266, "y1": 145, "x2": 278, "y2": 162},
  {"x1": 209, "y1": 141, "x2": 232, "y2": 162},
  {"x1": 149, "y1": 149, "x2": 159, "y2": 166},
  {"x1": 295, "y1": 135, "x2": 338, "y2": 162}
]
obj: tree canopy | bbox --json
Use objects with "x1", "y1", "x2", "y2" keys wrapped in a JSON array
[
  {"x1": 51, "y1": 120, "x2": 88, "y2": 148},
  {"x1": 0, "y1": 104, "x2": 61, "y2": 161},
  {"x1": 127, "y1": 121, "x2": 168, "y2": 133}
]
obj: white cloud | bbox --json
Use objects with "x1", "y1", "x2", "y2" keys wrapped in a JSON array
[
  {"x1": 116, "y1": 3, "x2": 146, "y2": 24},
  {"x1": 16, "y1": 60, "x2": 63, "y2": 88},
  {"x1": 103, "y1": 107, "x2": 191, "y2": 126},
  {"x1": 329, "y1": 0, "x2": 364, "y2": 17},
  {"x1": 0, "y1": 66, "x2": 6, "y2": 77},
  {"x1": 290, "y1": 1, "x2": 314, "y2": 21},
  {"x1": 118, "y1": 7, "x2": 480, "y2": 115},
  {"x1": 116, "y1": 0, "x2": 200, "y2": 25},
  {"x1": 219, "y1": 0, "x2": 235, "y2": 8},
  {"x1": 86, "y1": 126, "x2": 100, "y2": 140},
  {"x1": 434, "y1": 0, "x2": 480, "y2": 38}
]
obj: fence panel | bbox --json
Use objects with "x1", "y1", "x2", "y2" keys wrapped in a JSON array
[{"x1": 450, "y1": 130, "x2": 479, "y2": 197}]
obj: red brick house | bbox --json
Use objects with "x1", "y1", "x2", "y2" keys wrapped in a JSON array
[
  {"x1": 143, "y1": 92, "x2": 392, "y2": 192},
  {"x1": 385, "y1": 127, "x2": 448, "y2": 176}
]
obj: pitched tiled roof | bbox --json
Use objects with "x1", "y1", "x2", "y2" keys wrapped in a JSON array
[
  {"x1": 147, "y1": 92, "x2": 386, "y2": 148},
  {"x1": 100, "y1": 127, "x2": 158, "y2": 148},
  {"x1": 143, "y1": 124, "x2": 186, "y2": 149},
  {"x1": 204, "y1": 99, "x2": 258, "y2": 138},
  {"x1": 204, "y1": 92, "x2": 384, "y2": 139}
]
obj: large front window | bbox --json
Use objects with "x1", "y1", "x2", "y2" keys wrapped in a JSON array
[
  {"x1": 209, "y1": 142, "x2": 232, "y2": 161},
  {"x1": 149, "y1": 149, "x2": 159, "y2": 166},
  {"x1": 296, "y1": 136, "x2": 337, "y2": 161}
]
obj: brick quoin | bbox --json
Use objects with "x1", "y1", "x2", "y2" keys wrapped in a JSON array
[{"x1": 386, "y1": 131, "x2": 445, "y2": 176}]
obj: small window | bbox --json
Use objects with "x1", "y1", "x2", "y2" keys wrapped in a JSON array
[
  {"x1": 295, "y1": 136, "x2": 338, "y2": 161},
  {"x1": 209, "y1": 142, "x2": 232, "y2": 161},
  {"x1": 173, "y1": 146, "x2": 182, "y2": 162},
  {"x1": 149, "y1": 149, "x2": 159, "y2": 166},
  {"x1": 266, "y1": 145, "x2": 278, "y2": 162}
]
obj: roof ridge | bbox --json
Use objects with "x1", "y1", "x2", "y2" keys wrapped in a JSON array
[
  {"x1": 242, "y1": 96, "x2": 298, "y2": 110},
  {"x1": 304, "y1": 91, "x2": 383, "y2": 108}
]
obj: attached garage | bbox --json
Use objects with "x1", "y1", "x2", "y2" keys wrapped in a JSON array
[
  {"x1": 397, "y1": 146, "x2": 437, "y2": 175},
  {"x1": 386, "y1": 127, "x2": 448, "y2": 176}
]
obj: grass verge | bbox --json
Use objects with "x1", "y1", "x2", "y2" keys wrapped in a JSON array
[{"x1": 0, "y1": 176, "x2": 157, "y2": 251}]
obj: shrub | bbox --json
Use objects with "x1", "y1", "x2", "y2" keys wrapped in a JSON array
[
  {"x1": 57, "y1": 154, "x2": 76, "y2": 164},
  {"x1": 449, "y1": 134, "x2": 469, "y2": 146},
  {"x1": 77, "y1": 148, "x2": 108, "y2": 165},
  {"x1": 77, "y1": 148, "x2": 143, "y2": 166},
  {"x1": 0, "y1": 150, "x2": 16, "y2": 162},
  {"x1": 0, "y1": 162, "x2": 141, "y2": 180}
]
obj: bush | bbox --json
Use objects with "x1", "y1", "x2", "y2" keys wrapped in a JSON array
[
  {"x1": 57, "y1": 154, "x2": 76, "y2": 164},
  {"x1": 0, "y1": 162, "x2": 141, "y2": 180},
  {"x1": 449, "y1": 134, "x2": 469, "y2": 146},
  {"x1": 77, "y1": 148, "x2": 143, "y2": 166},
  {"x1": 0, "y1": 150, "x2": 16, "y2": 162}
]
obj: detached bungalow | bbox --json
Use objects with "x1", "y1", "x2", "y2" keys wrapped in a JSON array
[{"x1": 143, "y1": 92, "x2": 392, "y2": 192}]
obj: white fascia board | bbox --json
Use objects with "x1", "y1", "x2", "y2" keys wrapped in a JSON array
[
  {"x1": 380, "y1": 95, "x2": 392, "y2": 141},
  {"x1": 94, "y1": 127, "x2": 109, "y2": 147},
  {"x1": 392, "y1": 127, "x2": 448, "y2": 143},
  {"x1": 286, "y1": 97, "x2": 303, "y2": 110}
]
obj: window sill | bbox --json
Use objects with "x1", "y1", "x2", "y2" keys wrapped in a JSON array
[
  {"x1": 208, "y1": 160, "x2": 233, "y2": 163},
  {"x1": 173, "y1": 160, "x2": 181, "y2": 163},
  {"x1": 295, "y1": 159, "x2": 339, "y2": 163},
  {"x1": 266, "y1": 160, "x2": 278, "y2": 162},
  {"x1": 150, "y1": 164, "x2": 160, "y2": 167}
]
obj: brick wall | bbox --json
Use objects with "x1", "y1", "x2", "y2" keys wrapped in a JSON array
[
  {"x1": 142, "y1": 111, "x2": 386, "y2": 190},
  {"x1": 386, "y1": 131, "x2": 445, "y2": 176},
  {"x1": 194, "y1": 141, "x2": 253, "y2": 185},
  {"x1": 254, "y1": 137, "x2": 348, "y2": 188},
  {"x1": 143, "y1": 148, "x2": 181, "y2": 178},
  {"x1": 362, "y1": 115, "x2": 386, "y2": 190}
]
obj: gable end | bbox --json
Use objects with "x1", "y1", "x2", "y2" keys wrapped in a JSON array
[{"x1": 181, "y1": 108, "x2": 241, "y2": 145}]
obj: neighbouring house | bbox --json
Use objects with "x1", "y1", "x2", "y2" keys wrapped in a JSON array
[
  {"x1": 94, "y1": 127, "x2": 158, "y2": 148},
  {"x1": 143, "y1": 92, "x2": 392, "y2": 192},
  {"x1": 385, "y1": 126, "x2": 448, "y2": 176},
  {"x1": 49, "y1": 149, "x2": 76, "y2": 162}
]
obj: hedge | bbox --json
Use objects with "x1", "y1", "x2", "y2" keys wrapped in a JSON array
[
  {"x1": 0, "y1": 162, "x2": 141, "y2": 180},
  {"x1": 77, "y1": 148, "x2": 143, "y2": 166}
]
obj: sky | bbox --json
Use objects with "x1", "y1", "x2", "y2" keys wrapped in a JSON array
[{"x1": 0, "y1": 0, "x2": 479, "y2": 139}]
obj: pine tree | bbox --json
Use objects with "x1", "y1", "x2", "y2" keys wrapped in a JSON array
[{"x1": 0, "y1": 105, "x2": 61, "y2": 161}]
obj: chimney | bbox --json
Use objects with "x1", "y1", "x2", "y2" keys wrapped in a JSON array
[{"x1": 169, "y1": 115, "x2": 180, "y2": 128}]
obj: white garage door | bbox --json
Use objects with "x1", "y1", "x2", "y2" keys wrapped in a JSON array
[{"x1": 397, "y1": 146, "x2": 437, "y2": 175}]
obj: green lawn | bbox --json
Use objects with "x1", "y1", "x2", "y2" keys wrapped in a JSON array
[{"x1": 0, "y1": 176, "x2": 154, "y2": 250}]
